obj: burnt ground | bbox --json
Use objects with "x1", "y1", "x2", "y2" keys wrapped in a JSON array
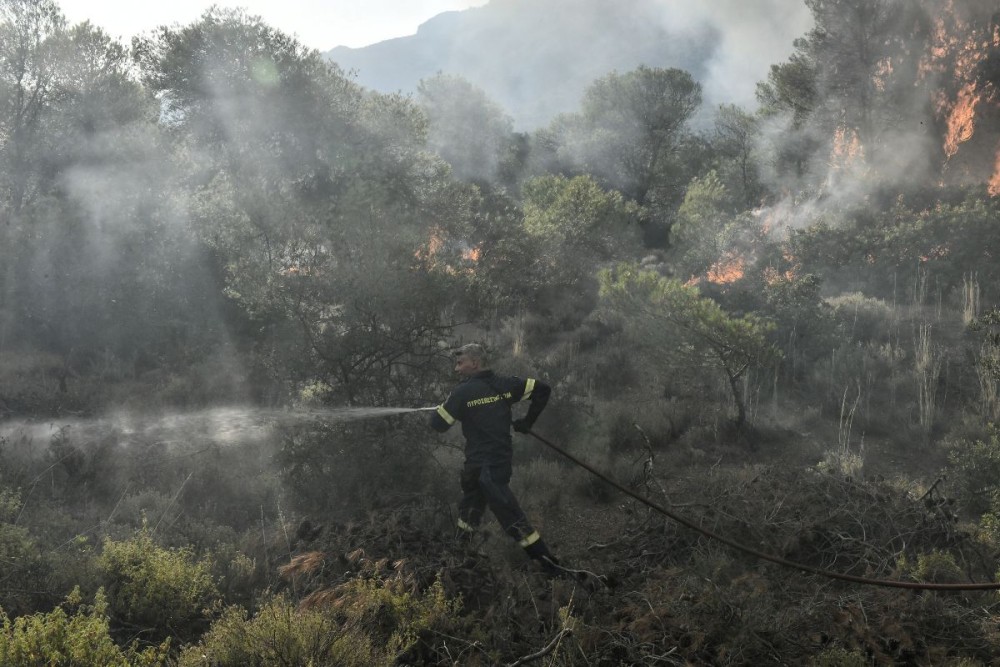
[{"x1": 277, "y1": 439, "x2": 1000, "y2": 666}]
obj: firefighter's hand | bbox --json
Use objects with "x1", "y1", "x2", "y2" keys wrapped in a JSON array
[{"x1": 512, "y1": 418, "x2": 532, "y2": 433}]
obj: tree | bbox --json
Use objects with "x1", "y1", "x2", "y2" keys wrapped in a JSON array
[
  {"x1": 599, "y1": 263, "x2": 779, "y2": 429},
  {"x1": 713, "y1": 104, "x2": 762, "y2": 208},
  {"x1": 0, "y1": 0, "x2": 64, "y2": 214},
  {"x1": 756, "y1": 0, "x2": 931, "y2": 188},
  {"x1": 670, "y1": 170, "x2": 736, "y2": 278},
  {"x1": 0, "y1": 5, "x2": 221, "y2": 394},
  {"x1": 416, "y1": 73, "x2": 515, "y2": 187},
  {"x1": 755, "y1": 46, "x2": 818, "y2": 127},
  {"x1": 755, "y1": 45, "x2": 822, "y2": 184},
  {"x1": 136, "y1": 8, "x2": 470, "y2": 405},
  {"x1": 553, "y1": 66, "x2": 702, "y2": 206},
  {"x1": 804, "y1": 0, "x2": 910, "y2": 155},
  {"x1": 521, "y1": 174, "x2": 640, "y2": 321}
]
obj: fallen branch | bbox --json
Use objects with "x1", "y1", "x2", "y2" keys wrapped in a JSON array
[
  {"x1": 633, "y1": 422, "x2": 671, "y2": 500},
  {"x1": 918, "y1": 477, "x2": 945, "y2": 501},
  {"x1": 506, "y1": 628, "x2": 573, "y2": 667}
]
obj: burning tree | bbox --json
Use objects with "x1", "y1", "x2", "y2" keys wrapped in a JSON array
[{"x1": 757, "y1": 0, "x2": 1000, "y2": 196}]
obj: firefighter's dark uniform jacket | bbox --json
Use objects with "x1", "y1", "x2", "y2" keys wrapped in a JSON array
[{"x1": 430, "y1": 370, "x2": 550, "y2": 467}]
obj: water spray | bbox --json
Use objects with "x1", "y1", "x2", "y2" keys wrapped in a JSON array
[{"x1": 0, "y1": 405, "x2": 440, "y2": 447}]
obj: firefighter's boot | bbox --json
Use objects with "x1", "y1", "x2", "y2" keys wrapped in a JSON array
[{"x1": 523, "y1": 536, "x2": 564, "y2": 577}]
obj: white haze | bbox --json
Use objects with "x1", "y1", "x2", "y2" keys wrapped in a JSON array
[
  {"x1": 650, "y1": 0, "x2": 814, "y2": 112},
  {"x1": 328, "y1": 0, "x2": 815, "y2": 130},
  {"x1": 55, "y1": 0, "x2": 490, "y2": 51}
]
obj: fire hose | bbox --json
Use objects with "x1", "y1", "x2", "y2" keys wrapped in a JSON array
[{"x1": 524, "y1": 429, "x2": 1000, "y2": 591}]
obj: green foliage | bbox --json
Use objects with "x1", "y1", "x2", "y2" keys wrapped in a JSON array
[
  {"x1": 179, "y1": 577, "x2": 459, "y2": 667},
  {"x1": 969, "y1": 308, "x2": 1000, "y2": 421},
  {"x1": 0, "y1": 484, "x2": 52, "y2": 616},
  {"x1": 756, "y1": 48, "x2": 817, "y2": 126},
  {"x1": 599, "y1": 263, "x2": 779, "y2": 427},
  {"x1": 671, "y1": 171, "x2": 737, "y2": 276},
  {"x1": 98, "y1": 525, "x2": 219, "y2": 642},
  {"x1": 712, "y1": 104, "x2": 763, "y2": 208},
  {"x1": 454, "y1": 189, "x2": 540, "y2": 315},
  {"x1": 523, "y1": 173, "x2": 640, "y2": 285},
  {"x1": 277, "y1": 419, "x2": 440, "y2": 515},
  {"x1": 0, "y1": 522, "x2": 46, "y2": 616},
  {"x1": 673, "y1": 171, "x2": 731, "y2": 241},
  {"x1": 946, "y1": 425, "x2": 1000, "y2": 515},
  {"x1": 0, "y1": 486, "x2": 20, "y2": 522},
  {"x1": 761, "y1": 272, "x2": 838, "y2": 377},
  {"x1": 897, "y1": 550, "x2": 964, "y2": 584},
  {"x1": 781, "y1": 197, "x2": 1000, "y2": 321},
  {"x1": 548, "y1": 65, "x2": 701, "y2": 206},
  {"x1": 176, "y1": 596, "x2": 348, "y2": 667},
  {"x1": 0, "y1": 588, "x2": 169, "y2": 666},
  {"x1": 826, "y1": 292, "x2": 893, "y2": 344}
]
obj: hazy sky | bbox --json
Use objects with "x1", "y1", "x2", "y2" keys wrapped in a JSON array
[{"x1": 55, "y1": 0, "x2": 490, "y2": 50}]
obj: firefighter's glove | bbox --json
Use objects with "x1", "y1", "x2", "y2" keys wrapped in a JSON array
[{"x1": 512, "y1": 418, "x2": 533, "y2": 433}]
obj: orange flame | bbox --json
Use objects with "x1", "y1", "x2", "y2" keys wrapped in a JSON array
[
  {"x1": 763, "y1": 248, "x2": 801, "y2": 285},
  {"x1": 415, "y1": 228, "x2": 445, "y2": 262},
  {"x1": 918, "y1": 2, "x2": 954, "y2": 80},
  {"x1": 922, "y1": 0, "x2": 995, "y2": 162},
  {"x1": 462, "y1": 245, "x2": 481, "y2": 262},
  {"x1": 706, "y1": 252, "x2": 746, "y2": 285},
  {"x1": 943, "y1": 82, "x2": 982, "y2": 157},
  {"x1": 988, "y1": 145, "x2": 1000, "y2": 197},
  {"x1": 762, "y1": 267, "x2": 785, "y2": 285},
  {"x1": 920, "y1": 1, "x2": 994, "y2": 80},
  {"x1": 830, "y1": 126, "x2": 864, "y2": 168},
  {"x1": 872, "y1": 57, "x2": 893, "y2": 92}
]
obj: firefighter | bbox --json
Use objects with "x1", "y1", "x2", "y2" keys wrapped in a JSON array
[{"x1": 429, "y1": 343, "x2": 562, "y2": 575}]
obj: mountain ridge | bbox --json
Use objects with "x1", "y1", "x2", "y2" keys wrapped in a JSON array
[{"x1": 324, "y1": 0, "x2": 813, "y2": 130}]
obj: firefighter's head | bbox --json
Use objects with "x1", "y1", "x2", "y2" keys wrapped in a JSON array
[{"x1": 453, "y1": 343, "x2": 488, "y2": 377}]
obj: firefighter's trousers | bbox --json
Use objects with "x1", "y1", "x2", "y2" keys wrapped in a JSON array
[{"x1": 457, "y1": 464, "x2": 536, "y2": 544}]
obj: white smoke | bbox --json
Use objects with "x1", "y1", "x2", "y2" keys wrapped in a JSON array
[{"x1": 651, "y1": 0, "x2": 814, "y2": 110}]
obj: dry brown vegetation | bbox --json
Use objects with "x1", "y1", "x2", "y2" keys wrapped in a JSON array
[{"x1": 256, "y1": 436, "x2": 1000, "y2": 666}]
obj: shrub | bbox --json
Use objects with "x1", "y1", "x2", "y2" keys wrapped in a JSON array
[
  {"x1": 0, "y1": 487, "x2": 50, "y2": 616},
  {"x1": 276, "y1": 419, "x2": 439, "y2": 516},
  {"x1": 179, "y1": 575, "x2": 460, "y2": 666},
  {"x1": 826, "y1": 292, "x2": 894, "y2": 344},
  {"x1": 98, "y1": 525, "x2": 220, "y2": 643},
  {"x1": 945, "y1": 425, "x2": 1000, "y2": 515},
  {"x1": 511, "y1": 458, "x2": 566, "y2": 511},
  {"x1": 0, "y1": 588, "x2": 170, "y2": 666},
  {"x1": 896, "y1": 549, "x2": 964, "y2": 584},
  {"x1": 176, "y1": 596, "x2": 350, "y2": 667}
]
